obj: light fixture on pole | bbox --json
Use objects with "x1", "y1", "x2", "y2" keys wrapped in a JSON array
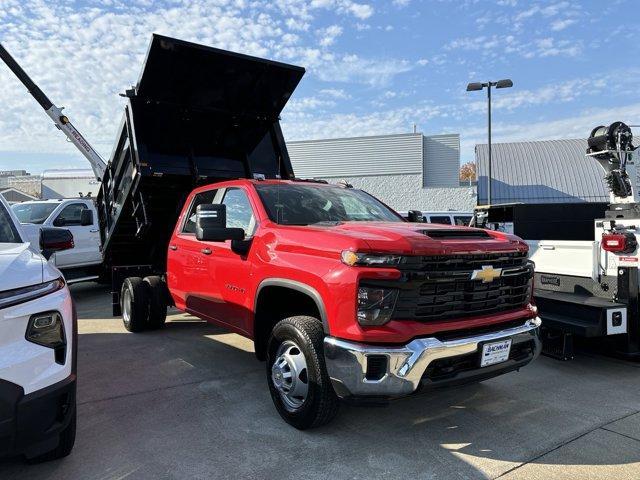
[{"x1": 466, "y1": 79, "x2": 513, "y2": 205}]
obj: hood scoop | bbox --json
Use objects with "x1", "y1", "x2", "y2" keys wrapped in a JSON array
[{"x1": 421, "y1": 229, "x2": 491, "y2": 239}]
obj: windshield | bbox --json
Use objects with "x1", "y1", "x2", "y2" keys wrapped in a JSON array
[
  {"x1": 0, "y1": 202, "x2": 22, "y2": 243},
  {"x1": 11, "y1": 202, "x2": 58, "y2": 224},
  {"x1": 255, "y1": 184, "x2": 403, "y2": 225}
]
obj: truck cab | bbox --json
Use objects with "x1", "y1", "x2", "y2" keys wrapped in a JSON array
[{"x1": 12, "y1": 198, "x2": 102, "y2": 282}]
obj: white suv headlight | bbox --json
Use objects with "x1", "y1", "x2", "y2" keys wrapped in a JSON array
[{"x1": 0, "y1": 278, "x2": 66, "y2": 309}]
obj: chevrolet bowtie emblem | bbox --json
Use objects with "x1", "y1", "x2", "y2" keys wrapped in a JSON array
[{"x1": 471, "y1": 265, "x2": 503, "y2": 283}]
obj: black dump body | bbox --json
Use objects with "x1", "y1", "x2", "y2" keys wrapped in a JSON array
[
  {"x1": 97, "y1": 35, "x2": 304, "y2": 271},
  {"x1": 482, "y1": 202, "x2": 608, "y2": 241}
]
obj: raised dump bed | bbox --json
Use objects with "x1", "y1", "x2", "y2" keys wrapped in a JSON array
[{"x1": 97, "y1": 34, "x2": 304, "y2": 279}]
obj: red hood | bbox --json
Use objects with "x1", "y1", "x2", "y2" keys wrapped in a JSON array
[{"x1": 267, "y1": 221, "x2": 527, "y2": 257}]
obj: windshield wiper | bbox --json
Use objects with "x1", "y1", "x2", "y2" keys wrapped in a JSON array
[{"x1": 310, "y1": 221, "x2": 342, "y2": 226}]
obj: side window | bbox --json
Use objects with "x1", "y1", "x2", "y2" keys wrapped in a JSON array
[
  {"x1": 54, "y1": 203, "x2": 87, "y2": 226},
  {"x1": 182, "y1": 189, "x2": 218, "y2": 234},
  {"x1": 454, "y1": 215, "x2": 472, "y2": 226},
  {"x1": 429, "y1": 215, "x2": 452, "y2": 225},
  {"x1": 222, "y1": 188, "x2": 255, "y2": 236}
]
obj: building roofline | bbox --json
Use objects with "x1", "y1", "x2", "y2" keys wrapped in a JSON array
[
  {"x1": 475, "y1": 138, "x2": 585, "y2": 150},
  {"x1": 287, "y1": 132, "x2": 432, "y2": 145}
]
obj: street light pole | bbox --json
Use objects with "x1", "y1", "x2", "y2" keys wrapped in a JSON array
[
  {"x1": 487, "y1": 83, "x2": 492, "y2": 206},
  {"x1": 466, "y1": 79, "x2": 513, "y2": 206}
]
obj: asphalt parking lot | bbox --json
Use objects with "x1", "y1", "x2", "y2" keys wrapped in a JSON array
[{"x1": 2, "y1": 283, "x2": 640, "y2": 479}]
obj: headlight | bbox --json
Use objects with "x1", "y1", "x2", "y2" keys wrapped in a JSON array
[
  {"x1": 0, "y1": 278, "x2": 65, "y2": 310},
  {"x1": 342, "y1": 251, "x2": 402, "y2": 267},
  {"x1": 357, "y1": 286, "x2": 398, "y2": 326},
  {"x1": 26, "y1": 311, "x2": 67, "y2": 364}
]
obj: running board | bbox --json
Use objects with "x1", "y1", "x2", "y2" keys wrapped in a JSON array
[{"x1": 66, "y1": 275, "x2": 100, "y2": 285}]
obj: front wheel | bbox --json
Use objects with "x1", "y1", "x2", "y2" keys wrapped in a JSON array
[{"x1": 266, "y1": 316, "x2": 339, "y2": 429}]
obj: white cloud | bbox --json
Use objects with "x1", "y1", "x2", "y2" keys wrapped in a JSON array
[
  {"x1": 446, "y1": 33, "x2": 582, "y2": 59},
  {"x1": 392, "y1": 0, "x2": 411, "y2": 7},
  {"x1": 282, "y1": 102, "x2": 442, "y2": 140},
  {"x1": 313, "y1": 54, "x2": 413, "y2": 87},
  {"x1": 346, "y1": 2, "x2": 374, "y2": 19},
  {"x1": 317, "y1": 24, "x2": 343, "y2": 47},
  {"x1": 533, "y1": 37, "x2": 582, "y2": 58},
  {"x1": 550, "y1": 18, "x2": 576, "y2": 31},
  {"x1": 319, "y1": 88, "x2": 351, "y2": 99},
  {"x1": 306, "y1": 0, "x2": 374, "y2": 19}
]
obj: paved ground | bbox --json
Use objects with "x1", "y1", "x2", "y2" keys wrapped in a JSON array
[{"x1": 2, "y1": 283, "x2": 640, "y2": 479}]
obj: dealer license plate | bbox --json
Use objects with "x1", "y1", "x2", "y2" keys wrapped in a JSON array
[{"x1": 480, "y1": 339, "x2": 512, "y2": 367}]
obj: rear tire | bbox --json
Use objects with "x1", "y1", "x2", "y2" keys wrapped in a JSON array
[
  {"x1": 266, "y1": 316, "x2": 339, "y2": 429},
  {"x1": 121, "y1": 277, "x2": 149, "y2": 333},
  {"x1": 143, "y1": 276, "x2": 167, "y2": 330},
  {"x1": 27, "y1": 408, "x2": 76, "y2": 463}
]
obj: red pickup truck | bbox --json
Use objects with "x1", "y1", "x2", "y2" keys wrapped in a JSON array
[{"x1": 119, "y1": 178, "x2": 541, "y2": 429}]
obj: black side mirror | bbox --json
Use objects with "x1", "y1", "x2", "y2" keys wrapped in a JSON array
[
  {"x1": 80, "y1": 209, "x2": 93, "y2": 226},
  {"x1": 53, "y1": 217, "x2": 66, "y2": 227},
  {"x1": 40, "y1": 227, "x2": 74, "y2": 260},
  {"x1": 407, "y1": 210, "x2": 424, "y2": 223},
  {"x1": 195, "y1": 204, "x2": 245, "y2": 242}
]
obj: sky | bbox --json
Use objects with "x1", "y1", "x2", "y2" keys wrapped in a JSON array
[{"x1": 0, "y1": 0, "x2": 638, "y2": 174}]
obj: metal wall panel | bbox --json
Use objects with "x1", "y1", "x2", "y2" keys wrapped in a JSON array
[
  {"x1": 287, "y1": 133, "x2": 423, "y2": 178},
  {"x1": 475, "y1": 139, "x2": 609, "y2": 204},
  {"x1": 423, "y1": 134, "x2": 460, "y2": 187}
]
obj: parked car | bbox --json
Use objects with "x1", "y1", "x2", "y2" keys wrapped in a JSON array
[
  {"x1": 12, "y1": 198, "x2": 102, "y2": 283},
  {"x1": 399, "y1": 210, "x2": 474, "y2": 226},
  {"x1": 0, "y1": 196, "x2": 77, "y2": 462},
  {"x1": 119, "y1": 179, "x2": 542, "y2": 429}
]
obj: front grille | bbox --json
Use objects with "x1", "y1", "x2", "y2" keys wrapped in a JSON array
[{"x1": 389, "y1": 252, "x2": 532, "y2": 322}]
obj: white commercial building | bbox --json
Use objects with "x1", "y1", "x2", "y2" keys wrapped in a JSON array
[
  {"x1": 287, "y1": 132, "x2": 476, "y2": 212},
  {"x1": 41, "y1": 169, "x2": 99, "y2": 199}
]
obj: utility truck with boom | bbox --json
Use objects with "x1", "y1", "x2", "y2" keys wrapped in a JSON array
[
  {"x1": 3, "y1": 35, "x2": 542, "y2": 428},
  {"x1": 474, "y1": 122, "x2": 640, "y2": 360}
]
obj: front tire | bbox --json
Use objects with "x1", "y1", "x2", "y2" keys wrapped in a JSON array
[
  {"x1": 266, "y1": 316, "x2": 339, "y2": 429},
  {"x1": 121, "y1": 277, "x2": 149, "y2": 333}
]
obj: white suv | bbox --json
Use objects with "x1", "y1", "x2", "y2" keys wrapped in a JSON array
[{"x1": 0, "y1": 196, "x2": 77, "y2": 462}]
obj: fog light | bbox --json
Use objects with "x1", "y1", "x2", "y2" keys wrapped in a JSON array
[
  {"x1": 357, "y1": 286, "x2": 398, "y2": 326},
  {"x1": 26, "y1": 311, "x2": 65, "y2": 349}
]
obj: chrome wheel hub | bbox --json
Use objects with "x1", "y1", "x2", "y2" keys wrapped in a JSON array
[
  {"x1": 271, "y1": 340, "x2": 309, "y2": 411},
  {"x1": 122, "y1": 288, "x2": 132, "y2": 324}
]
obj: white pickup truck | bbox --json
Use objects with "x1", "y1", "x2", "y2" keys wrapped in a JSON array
[
  {"x1": 474, "y1": 202, "x2": 638, "y2": 360},
  {"x1": 472, "y1": 122, "x2": 640, "y2": 361},
  {"x1": 11, "y1": 199, "x2": 102, "y2": 283}
]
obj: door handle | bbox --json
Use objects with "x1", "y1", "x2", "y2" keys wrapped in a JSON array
[
  {"x1": 89, "y1": 229, "x2": 99, "y2": 233},
  {"x1": 201, "y1": 248, "x2": 212, "y2": 255},
  {"x1": 541, "y1": 245, "x2": 555, "y2": 250},
  {"x1": 169, "y1": 245, "x2": 178, "y2": 251}
]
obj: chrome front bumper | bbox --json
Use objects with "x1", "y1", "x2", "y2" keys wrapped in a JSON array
[{"x1": 323, "y1": 318, "x2": 541, "y2": 398}]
